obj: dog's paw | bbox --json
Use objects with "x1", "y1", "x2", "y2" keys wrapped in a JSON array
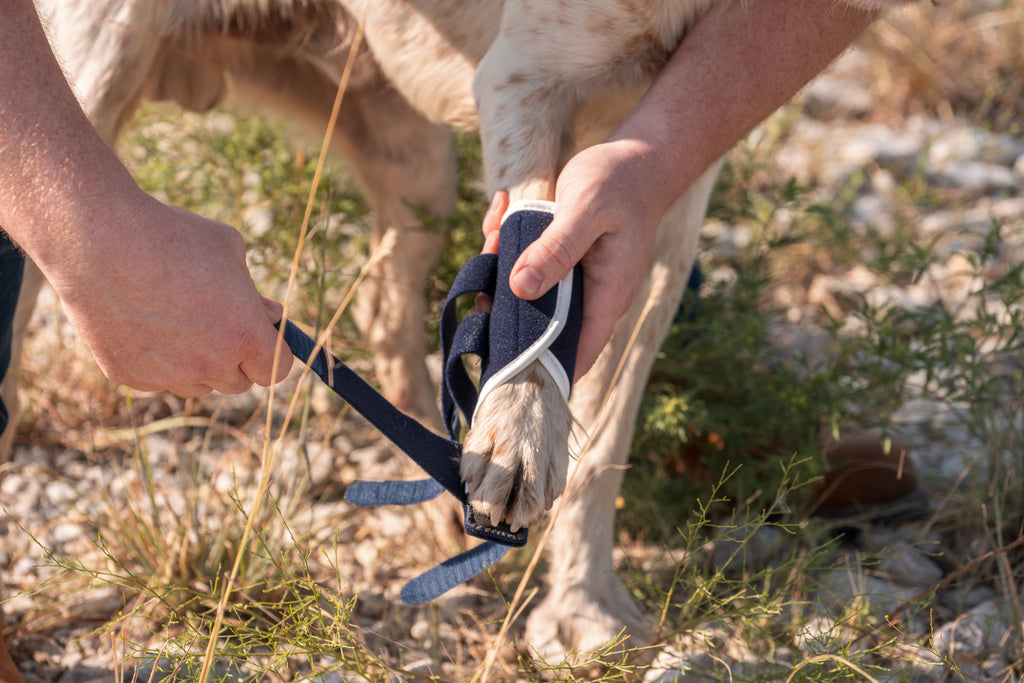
[
  {"x1": 460, "y1": 362, "x2": 571, "y2": 532},
  {"x1": 525, "y1": 580, "x2": 652, "y2": 662}
]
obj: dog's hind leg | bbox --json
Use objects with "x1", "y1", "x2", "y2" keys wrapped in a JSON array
[
  {"x1": 142, "y1": 8, "x2": 457, "y2": 428},
  {"x1": 524, "y1": 161, "x2": 722, "y2": 658},
  {"x1": 0, "y1": 263, "x2": 45, "y2": 464},
  {"x1": 339, "y1": 89, "x2": 456, "y2": 429},
  {"x1": 211, "y1": 36, "x2": 464, "y2": 549}
]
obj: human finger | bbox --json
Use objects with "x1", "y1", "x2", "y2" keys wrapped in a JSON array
[
  {"x1": 259, "y1": 295, "x2": 294, "y2": 384},
  {"x1": 475, "y1": 292, "x2": 493, "y2": 313},
  {"x1": 481, "y1": 191, "x2": 509, "y2": 254},
  {"x1": 207, "y1": 366, "x2": 255, "y2": 396},
  {"x1": 168, "y1": 382, "x2": 215, "y2": 399},
  {"x1": 262, "y1": 296, "x2": 284, "y2": 324},
  {"x1": 239, "y1": 318, "x2": 294, "y2": 389},
  {"x1": 573, "y1": 276, "x2": 637, "y2": 380},
  {"x1": 574, "y1": 315, "x2": 616, "y2": 381}
]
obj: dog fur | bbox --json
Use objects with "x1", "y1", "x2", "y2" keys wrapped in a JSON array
[{"x1": 2, "y1": 0, "x2": 926, "y2": 663}]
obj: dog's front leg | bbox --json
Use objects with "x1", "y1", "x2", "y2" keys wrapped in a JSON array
[
  {"x1": 459, "y1": 23, "x2": 579, "y2": 532},
  {"x1": 473, "y1": 36, "x2": 574, "y2": 202}
]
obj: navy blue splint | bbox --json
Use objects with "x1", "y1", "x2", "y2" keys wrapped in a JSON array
[{"x1": 279, "y1": 200, "x2": 582, "y2": 605}]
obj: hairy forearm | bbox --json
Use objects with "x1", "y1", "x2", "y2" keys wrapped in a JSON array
[
  {"x1": 610, "y1": 0, "x2": 880, "y2": 215},
  {"x1": 0, "y1": 0, "x2": 141, "y2": 279}
]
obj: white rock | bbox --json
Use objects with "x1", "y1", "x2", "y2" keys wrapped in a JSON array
[
  {"x1": 849, "y1": 193, "x2": 895, "y2": 236},
  {"x1": 864, "y1": 283, "x2": 935, "y2": 312},
  {"x1": 931, "y1": 600, "x2": 1011, "y2": 664},
  {"x1": 814, "y1": 567, "x2": 920, "y2": 617},
  {"x1": 876, "y1": 644, "x2": 945, "y2": 682},
  {"x1": 793, "y1": 615, "x2": 856, "y2": 655},
  {"x1": 1, "y1": 475, "x2": 42, "y2": 517},
  {"x1": 928, "y1": 160, "x2": 1021, "y2": 194},
  {"x1": 938, "y1": 585, "x2": 996, "y2": 612},
  {"x1": 311, "y1": 381, "x2": 344, "y2": 416},
  {"x1": 44, "y1": 480, "x2": 79, "y2": 506},
  {"x1": 242, "y1": 207, "x2": 274, "y2": 239},
  {"x1": 710, "y1": 522, "x2": 784, "y2": 574},
  {"x1": 277, "y1": 440, "x2": 334, "y2": 490},
  {"x1": 353, "y1": 540, "x2": 378, "y2": 578},
  {"x1": 48, "y1": 522, "x2": 84, "y2": 547},
  {"x1": 301, "y1": 672, "x2": 346, "y2": 683},
  {"x1": 861, "y1": 527, "x2": 942, "y2": 553},
  {"x1": 928, "y1": 126, "x2": 1024, "y2": 167},
  {"x1": 803, "y1": 75, "x2": 874, "y2": 119},
  {"x1": 855, "y1": 125, "x2": 925, "y2": 172},
  {"x1": 876, "y1": 546, "x2": 945, "y2": 588}
]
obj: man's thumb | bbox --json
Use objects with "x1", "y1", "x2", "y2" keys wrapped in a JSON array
[
  {"x1": 510, "y1": 261, "x2": 545, "y2": 299},
  {"x1": 509, "y1": 220, "x2": 584, "y2": 301}
]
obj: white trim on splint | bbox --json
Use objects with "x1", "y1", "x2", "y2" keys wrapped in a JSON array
[
  {"x1": 500, "y1": 198, "x2": 560, "y2": 223},
  {"x1": 473, "y1": 200, "x2": 573, "y2": 424}
]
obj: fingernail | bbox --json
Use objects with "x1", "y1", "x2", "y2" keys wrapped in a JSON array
[{"x1": 512, "y1": 266, "x2": 543, "y2": 299}]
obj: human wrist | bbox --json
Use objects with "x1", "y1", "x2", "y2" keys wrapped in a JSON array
[
  {"x1": 15, "y1": 166, "x2": 149, "y2": 286},
  {"x1": 0, "y1": 0, "x2": 148, "y2": 287},
  {"x1": 600, "y1": 135, "x2": 682, "y2": 228}
]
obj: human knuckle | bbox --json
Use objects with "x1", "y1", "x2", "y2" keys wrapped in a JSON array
[
  {"x1": 225, "y1": 376, "x2": 253, "y2": 395},
  {"x1": 537, "y1": 233, "x2": 580, "y2": 272}
]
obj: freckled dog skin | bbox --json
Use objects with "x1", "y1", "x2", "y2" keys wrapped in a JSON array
[{"x1": 0, "y1": 0, "x2": 929, "y2": 663}]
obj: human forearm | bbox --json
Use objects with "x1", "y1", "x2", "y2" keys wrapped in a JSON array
[
  {"x1": 0, "y1": 0, "x2": 143, "y2": 280},
  {"x1": 507, "y1": 0, "x2": 882, "y2": 377},
  {"x1": 609, "y1": 0, "x2": 880, "y2": 218},
  {"x1": 0, "y1": 0, "x2": 292, "y2": 394}
]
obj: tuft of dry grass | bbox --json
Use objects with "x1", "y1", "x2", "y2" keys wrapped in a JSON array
[{"x1": 854, "y1": 0, "x2": 1023, "y2": 132}]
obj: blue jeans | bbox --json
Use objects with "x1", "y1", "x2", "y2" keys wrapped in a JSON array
[{"x1": 0, "y1": 232, "x2": 25, "y2": 437}]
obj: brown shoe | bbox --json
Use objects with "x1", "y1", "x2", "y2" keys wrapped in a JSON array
[
  {"x1": 810, "y1": 432, "x2": 928, "y2": 523},
  {"x1": 0, "y1": 613, "x2": 24, "y2": 683}
]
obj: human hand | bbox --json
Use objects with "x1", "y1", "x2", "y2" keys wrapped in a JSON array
[
  {"x1": 50, "y1": 197, "x2": 292, "y2": 397},
  {"x1": 500, "y1": 138, "x2": 665, "y2": 379}
]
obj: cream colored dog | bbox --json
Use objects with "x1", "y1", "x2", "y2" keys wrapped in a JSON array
[{"x1": 3, "y1": 0, "x2": 928, "y2": 659}]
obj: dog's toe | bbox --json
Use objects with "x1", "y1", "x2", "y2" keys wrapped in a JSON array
[{"x1": 458, "y1": 437, "x2": 492, "y2": 492}]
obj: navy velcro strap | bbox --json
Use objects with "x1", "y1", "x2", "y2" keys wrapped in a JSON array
[
  {"x1": 441, "y1": 311, "x2": 490, "y2": 439},
  {"x1": 278, "y1": 320, "x2": 466, "y2": 501},
  {"x1": 344, "y1": 478, "x2": 444, "y2": 507},
  {"x1": 400, "y1": 542, "x2": 510, "y2": 605},
  {"x1": 274, "y1": 200, "x2": 582, "y2": 604},
  {"x1": 277, "y1": 320, "x2": 523, "y2": 602},
  {"x1": 440, "y1": 253, "x2": 498, "y2": 438},
  {"x1": 440, "y1": 201, "x2": 583, "y2": 436}
]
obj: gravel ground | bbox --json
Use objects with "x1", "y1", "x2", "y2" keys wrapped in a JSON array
[{"x1": 2, "y1": 29, "x2": 1023, "y2": 683}]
